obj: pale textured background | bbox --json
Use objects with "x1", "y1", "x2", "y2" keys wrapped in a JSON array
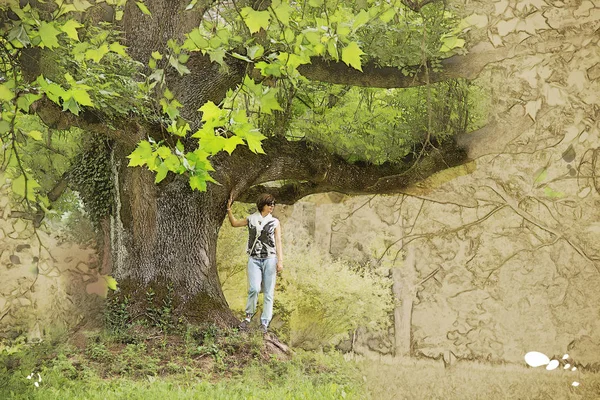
[{"x1": 0, "y1": 175, "x2": 105, "y2": 341}]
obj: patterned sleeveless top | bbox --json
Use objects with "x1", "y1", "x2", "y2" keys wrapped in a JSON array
[{"x1": 246, "y1": 212, "x2": 279, "y2": 259}]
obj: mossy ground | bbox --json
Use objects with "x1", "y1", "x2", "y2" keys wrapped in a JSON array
[
  {"x1": 2, "y1": 325, "x2": 599, "y2": 399},
  {"x1": 0, "y1": 324, "x2": 361, "y2": 400}
]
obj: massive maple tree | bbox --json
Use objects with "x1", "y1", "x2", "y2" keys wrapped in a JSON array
[{"x1": 0, "y1": 0, "x2": 513, "y2": 325}]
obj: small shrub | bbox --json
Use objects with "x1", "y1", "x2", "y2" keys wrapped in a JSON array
[
  {"x1": 85, "y1": 342, "x2": 111, "y2": 363},
  {"x1": 145, "y1": 284, "x2": 176, "y2": 333},
  {"x1": 105, "y1": 295, "x2": 131, "y2": 340}
]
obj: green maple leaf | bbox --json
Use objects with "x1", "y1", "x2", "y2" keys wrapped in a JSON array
[
  {"x1": 27, "y1": 130, "x2": 43, "y2": 141},
  {"x1": 8, "y1": 23, "x2": 31, "y2": 47},
  {"x1": 303, "y1": 30, "x2": 321, "y2": 46},
  {"x1": 73, "y1": 0, "x2": 93, "y2": 11},
  {"x1": 43, "y1": 82, "x2": 68, "y2": 104},
  {"x1": 189, "y1": 174, "x2": 207, "y2": 191},
  {"x1": 271, "y1": 0, "x2": 292, "y2": 25},
  {"x1": 243, "y1": 76, "x2": 263, "y2": 96},
  {"x1": 17, "y1": 93, "x2": 42, "y2": 112},
  {"x1": 277, "y1": 52, "x2": 309, "y2": 69},
  {"x1": 244, "y1": 130, "x2": 266, "y2": 154},
  {"x1": 187, "y1": 149, "x2": 213, "y2": 172},
  {"x1": 184, "y1": 29, "x2": 209, "y2": 51},
  {"x1": 38, "y1": 22, "x2": 61, "y2": 49},
  {"x1": 0, "y1": 84, "x2": 14, "y2": 102},
  {"x1": 327, "y1": 40, "x2": 338, "y2": 60},
  {"x1": 85, "y1": 44, "x2": 110, "y2": 63},
  {"x1": 201, "y1": 135, "x2": 227, "y2": 155},
  {"x1": 222, "y1": 136, "x2": 245, "y2": 155},
  {"x1": 259, "y1": 88, "x2": 283, "y2": 114},
  {"x1": 440, "y1": 36, "x2": 465, "y2": 53},
  {"x1": 169, "y1": 55, "x2": 191, "y2": 75},
  {"x1": 246, "y1": 44, "x2": 264, "y2": 60},
  {"x1": 128, "y1": 141, "x2": 153, "y2": 167},
  {"x1": 379, "y1": 7, "x2": 396, "y2": 23},
  {"x1": 342, "y1": 41, "x2": 364, "y2": 71},
  {"x1": 71, "y1": 89, "x2": 94, "y2": 107},
  {"x1": 72, "y1": 42, "x2": 90, "y2": 61},
  {"x1": 104, "y1": 275, "x2": 118, "y2": 291},
  {"x1": 0, "y1": 121, "x2": 10, "y2": 134},
  {"x1": 136, "y1": 1, "x2": 152, "y2": 15},
  {"x1": 241, "y1": 7, "x2": 271, "y2": 34},
  {"x1": 191, "y1": 121, "x2": 217, "y2": 139},
  {"x1": 60, "y1": 19, "x2": 83, "y2": 41},
  {"x1": 109, "y1": 42, "x2": 128, "y2": 57},
  {"x1": 156, "y1": 146, "x2": 172, "y2": 159},
  {"x1": 62, "y1": 97, "x2": 80, "y2": 115},
  {"x1": 207, "y1": 47, "x2": 226, "y2": 67},
  {"x1": 352, "y1": 10, "x2": 370, "y2": 31},
  {"x1": 164, "y1": 154, "x2": 182, "y2": 172},
  {"x1": 255, "y1": 61, "x2": 282, "y2": 77},
  {"x1": 11, "y1": 174, "x2": 40, "y2": 201},
  {"x1": 199, "y1": 101, "x2": 226, "y2": 123},
  {"x1": 154, "y1": 162, "x2": 169, "y2": 183}
]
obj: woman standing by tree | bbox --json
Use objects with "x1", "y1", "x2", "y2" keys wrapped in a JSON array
[{"x1": 227, "y1": 194, "x2": 283, "y2": 334}]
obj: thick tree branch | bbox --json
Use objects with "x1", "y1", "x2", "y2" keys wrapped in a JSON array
[
  {"x1": 31, "y1": 97, "x2": 141, "y2": 147},
  {"x1": 297, "y1": 34, "x2": 574, "y2": 89},
  {"x1": 229, "y1": 135, "x2": 468, "y2": 204},
  {"x1": 297, "y1": 44, "x2": 511, "y2": 88},
  {"x1": 239, "y1": 182, "x2": 321, "y2": 204}
]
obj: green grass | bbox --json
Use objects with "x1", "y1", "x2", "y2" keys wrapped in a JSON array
[
  {"x1": 0, "y1": 329, "x2": 363, "y2": 400},
  {"x1": 4, "y1": 329, "x2": 600, "y2": 400},
  {"x1": 5, "y1": 373, "x2": 357, "y2": 400}
]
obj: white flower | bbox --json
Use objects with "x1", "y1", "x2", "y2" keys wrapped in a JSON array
[
  {"x1": 572, "y1": 382, "x2": 580, "y2": 387},
  {"x1": 546, "y1": 360, "x2": 559, "y2": 370},
  {"x1": 562, "y1": 354, "x2": 569, "y2": 359},
  {"x1": 572, "y1": 367, "x2": 577, "y2": 371},
  {"x1": 524, "y1": 351, "x2": 550, "y2": 367},
  {"x1": 564, "y1": 363, "x2": 571, "y2": 369},
  {"x1": 34, "y1": 382, "x2": 39, "y2": 388}
]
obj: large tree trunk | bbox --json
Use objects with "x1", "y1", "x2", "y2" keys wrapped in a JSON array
[
  {"x1": 109, "y1": 145, "x2": 236, "y2": 325},
  {"x1": 392, "y1": 274, "x2": 415, "y2": 357},
  {"x1": 98, "y1": 0, "x2": 247, "y2": 326},
  {"x1": 392, "y1": 232, "x2": 417, "y2": 357}
]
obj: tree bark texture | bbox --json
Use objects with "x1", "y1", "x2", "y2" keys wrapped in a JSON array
[
  {"x1": 104, "y1": 1, "x2": 246, "y2": 325},
  {"x1": 110, "y1": 142, "x2": 237, "y2": 325}
]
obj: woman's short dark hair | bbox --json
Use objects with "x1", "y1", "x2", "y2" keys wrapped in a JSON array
[{"x1": 256, "y1": 193, "x2": 275, "y2": 212}]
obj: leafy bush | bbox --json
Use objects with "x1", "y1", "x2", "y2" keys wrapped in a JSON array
[
  {"x1": 218, "y1": 217, "x2": 392, "y2": 350},
  {"x1": 279, "y1": 248, "x2": 392, "y2": 349}
]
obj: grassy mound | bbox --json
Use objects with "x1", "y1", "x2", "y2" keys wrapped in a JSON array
[{"x1": 0, "y1": 325, "x2": 363, "y2": 400}]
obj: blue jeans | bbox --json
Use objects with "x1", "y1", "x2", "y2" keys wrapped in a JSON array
[{"x1": 245, "y1": 257, "x2": 277, "y2": 327}]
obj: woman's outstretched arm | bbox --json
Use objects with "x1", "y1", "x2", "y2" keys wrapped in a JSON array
[{"x1": 227, "y1": 196, "x2": 248, "y2": 227}]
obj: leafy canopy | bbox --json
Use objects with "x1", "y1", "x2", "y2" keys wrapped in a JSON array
[{"x1": 0, "y1": 0, "x2": 469, "y2": 204}]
